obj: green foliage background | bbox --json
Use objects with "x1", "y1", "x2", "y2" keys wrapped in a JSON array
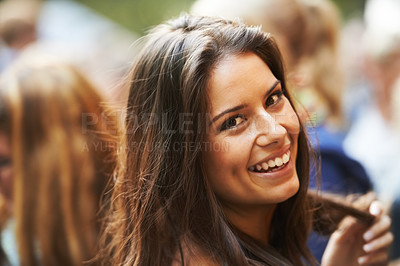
[
  {"x1": 75, "y1": 0, "x2": 195, "y2": 35},
  {"x1": 75, "y1": 0, "x2": 366, "y2": 35}
]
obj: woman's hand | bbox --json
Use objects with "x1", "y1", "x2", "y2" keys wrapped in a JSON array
[{"x1": 321, "y1": 201, "x2": 393, "y2": 266}]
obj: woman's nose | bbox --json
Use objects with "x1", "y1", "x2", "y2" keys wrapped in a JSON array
[{"x1": 254, "y1": 113, "x2": 286, "y2": 147}]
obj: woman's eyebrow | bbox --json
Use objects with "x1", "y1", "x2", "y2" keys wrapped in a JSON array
[
  {"x1": 210, "y1": 104, "x2": 247, "y2": 125},
  {"x1": 264, "y1": 80, "x2": 281, "y2": 99}
]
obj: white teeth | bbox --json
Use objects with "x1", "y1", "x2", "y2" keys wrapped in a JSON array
[
  {"x1": 261, "y1": 162, "x2": 269, "y2": 171},
  {"x1": 268, "y1": 160, "x2": 275, "y2": 168},
  {"x1": 283, "y1": 153, "x2": 289, "y2": 164},
  {"x1": 250, "y1": 150, "x2": 291, "y2": 172},
  {"x1": 275, "y1": 157, "x2": 283, "y2": 167}
]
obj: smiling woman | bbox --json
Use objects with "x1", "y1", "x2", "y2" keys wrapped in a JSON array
[{"x1": 102, "y1": 14, "x2": 393, "y2": 266}]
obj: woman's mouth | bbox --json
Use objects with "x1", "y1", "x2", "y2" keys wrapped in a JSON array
[{"x1": 248, "y1": 150, "x2": 290, "y2": 173}]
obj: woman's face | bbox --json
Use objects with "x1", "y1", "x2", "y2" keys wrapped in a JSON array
[{"x1": 203, "y1": 52, "x2": 300, "y2": 213}]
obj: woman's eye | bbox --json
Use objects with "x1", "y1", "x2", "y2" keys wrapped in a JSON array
[
  {"x1": 220, "y1": 114, "x2": 246, "y2": 131},
  {"x1": 266, "y1": 90, "x2": 283, "y2": 107}
]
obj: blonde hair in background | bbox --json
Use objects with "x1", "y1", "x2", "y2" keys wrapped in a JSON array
[
  {"x1": 0, "y1": 60, "x2": 119, "y2": 266},
  {"x1": 298, "y1": 0, "x2": 344, "y2": 125}
]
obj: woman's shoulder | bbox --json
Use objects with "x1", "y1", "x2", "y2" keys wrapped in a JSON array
[{"x1": 171, "y1": 237, "x2": 220, "y2": 266}]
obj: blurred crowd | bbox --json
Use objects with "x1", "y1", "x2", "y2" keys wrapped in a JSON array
[
  {"x1": 0, "y1": 0, "x2": 138, "y2": 103},
  {"x1": 0, "y1": 0, "x2": 399, "y2": 264}
]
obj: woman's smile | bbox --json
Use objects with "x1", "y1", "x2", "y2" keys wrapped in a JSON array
[{"x1": 248, "y1": 147, "x2": 291, "y2": 173}]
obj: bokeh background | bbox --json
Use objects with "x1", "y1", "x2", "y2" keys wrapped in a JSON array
[
  {"x1": 75, "y1": 0, "x2": 365, "y2": 35},
  {"x1": 1, "y1": 0, "x2": 399, "y2": 263}
]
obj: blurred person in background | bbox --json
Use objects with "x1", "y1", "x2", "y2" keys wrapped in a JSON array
[
  {"x1": 191, "y1": 0, "x2": 372, "y2": 262},
  {"x1": 344, "y1": 0, "x2": 400, "y2": 204},
  {"x1": 343, "y1": 0, "x2": 400, "y2": 259},
  {"x1": 295, "y1": 0, "x2": 374, "y2": 260},
  {"x1": 0, "y1": 57, "x2": 119, "y2": 266}
]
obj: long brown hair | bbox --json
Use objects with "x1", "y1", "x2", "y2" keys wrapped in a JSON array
[
  {"x1": 0, "y1": 61, "x2": 118, "y2": 266},
  {"x1": 102, "y1": 15, "x2": 313, "y2": 265}
]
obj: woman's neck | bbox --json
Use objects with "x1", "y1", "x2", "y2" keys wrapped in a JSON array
[{"x1": 222, "y1": 203, "x2": 276, "y2": 246}]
